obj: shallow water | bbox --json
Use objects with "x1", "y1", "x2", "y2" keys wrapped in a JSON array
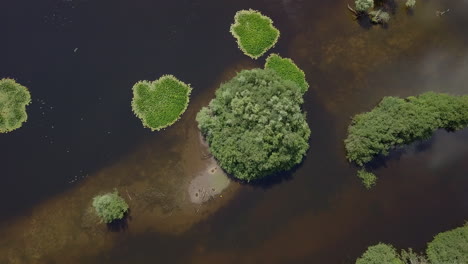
[{"x1": 1, "y1": 0, "x2": 467, "y2": 263}]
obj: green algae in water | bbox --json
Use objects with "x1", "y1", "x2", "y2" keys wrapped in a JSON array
[
  {"x1": 132, "y1": 75, "x2": 192, "y2": 131},
  {"x1": 0, "y1": 78, "x2": 31, "y2": 133},
  {"x1": 230, "y1": 9, "x2": 280, "y2": 59},
  {"x1": 265, "y1": 53, "x2": 309, "y2": 93}
]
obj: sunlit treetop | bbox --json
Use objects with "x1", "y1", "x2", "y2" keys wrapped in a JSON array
[
  {"x1": 230, "y1": 9, "x2": 280, "y2": 59},
  {"x1": 0, "y1": 78, "x2": 32, "y2": 133}
]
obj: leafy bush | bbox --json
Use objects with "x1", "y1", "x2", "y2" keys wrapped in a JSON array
[
  {"x1": 0, "y1": 78, "x2": 31, "y2": 133},
  {"x1": 369, "y1": 10, "x2": 390, "y2": 24},
  {"x1": 345, "y1": 92, "x2": 468, "y2": 166},
  {"x1": 406, "y1": 0, "x2": 416, "y2": 8},
  {"x1": 356, "y1": 243, "x2": 404, "y2": 264},
  {"x1": 265, "y1": 54, "x2": 309, "y2": 94},
  {"x1": 230, "y1": 9, "x2": 280, "y2": 59},
  {"x1": 357, "y1": 169, "x2": 377, "y2": 189},
  {"x1": 355, "y1": 0, "x2": 374, "y2": 12},
  {"x1": 131, "y1": 75, "x2": 191, "y2": 131},
  {"x1": 426, "y1": 225, "x2": 468, "y2": 264},
  {"x1": 400, "y1": 249, "x2": 429, "y2": 264},
  {"x1": 92, "y1": 191, "x2": 129, "y2": 223},
  {"x1": 196, "y1": 69, "x2": 310, "y2": 181}
]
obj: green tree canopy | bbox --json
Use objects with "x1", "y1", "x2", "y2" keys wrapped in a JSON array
[
  {"x1": 345, "y1": 92, "x2": 468, "y2": 166},
  {"x1": 0, "y1": 78, "x2": 31, "y2": 133},
  {"x1": 355, "y1": 0, "x2": 374, "y2": 12},
  {"x1": 426, "y1": 225, "x2": 468, "y2": 264},
  {"x1": 356, "y1": 243, "x2": 404, "y2": 264},
  {"x1": 131, "y1": 75, "x2": 191, "y2": 131},
  {"x1": 92, "y1": 191, "x2": 129, "y2": 224},
  {"x1": 196, "y1": 69, "x2": 310, "y2": 181},
  {"x1": 230, "y1": 9, "x2": 280, "y2": 59}
]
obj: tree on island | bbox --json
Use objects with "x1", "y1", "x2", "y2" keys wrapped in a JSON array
[
  {"x1": 92, "y1": 191, "x2": 129, "y2": 224},
  {"x1": 0, "y1": 78, "x2": 32, "y2": 133},
  {"x1": 196, "y1": 69, "x2": 310, "y2": 181}
]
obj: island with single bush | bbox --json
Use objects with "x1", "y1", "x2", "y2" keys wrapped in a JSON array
[
  {"x1": 92, "y1": 190, "x2": 129, "y2": 224},
  {"x1": 131, "y1": 75, "x2": 192, "y2": 131},
  {"x1": 0, "y1": 78, "x2": 32, "y2": 133},
  {"x1": 196, "y1": 69, "x2": 310, "y2": 181},
  {"x1": 355, "y1": 224, "x2": 468, "y2": 264},
  {"x1": 230, "y1": 9, "x2": 280, "y2": 59},
  {"x1": 345, "y1": 92, "x2": 468, "y2": 187}
]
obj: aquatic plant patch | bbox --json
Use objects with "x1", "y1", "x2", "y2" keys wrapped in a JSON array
[
  {"x1": 196, "y1": 69, "x2": 310, "y2": 181},
  {"x1": 132, "y1": 75, "x2": 191, "y2": 131},
  {"x1": 230, "y1": 9, "x2": 280, "y2": 59},
  {"x1": 265, "y1": 53, "x2": 309, "y2": 93},
  {"x1": 0, "y1": 78, "x2": 31, "y2": 133},
  {"x1": 92, "y1": 191, "x2": 129, "y2": 223}
]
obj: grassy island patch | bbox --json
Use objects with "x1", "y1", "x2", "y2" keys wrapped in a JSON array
[
  {"x1": 265, "y1": 54, "x2": 309, "y2": 94},
  {"x1": 196, "y1": 69, "x2": 310, "y2": 181},
  {"x1": 230, "y1": 9, "x2": 280, "y2": 59},
  {"x1": 0, "y1": 78, "x2": 31, "y2": 133},
  {"x1": 132, "y1": 75, "x2": 191, "y2": 131},
  {"x1": 92, "y1": 191, "x2": 129, "y2": 224},
  {"x1": 345, "y1": 92, "x2": 468, "y2": 167}
]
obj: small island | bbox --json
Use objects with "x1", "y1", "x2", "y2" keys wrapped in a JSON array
[
  {"x1": 196, "y1": 69, "x2": 310, "y2": 181},
  {"x1": 131, "y1": 75, "x2": 192, "y2": 131},
  {"x1": 0, "y1": 78, "x2": 32, "y2": 133},
  {"x1": 345, "y1": 92, "x2": 468, "y2": 187},
  {"x1": 230, "y1": 9, "x2": 280, "y2": 59},
  {"x1": 356, "y1": 224, "x2": 468, "y2": 264},
  {"x1": 92, "y1": 191, "x2": 129, "y2": 224},
  {"x1": 264, "y1": 53, "x2": 309, "y2": 94}
]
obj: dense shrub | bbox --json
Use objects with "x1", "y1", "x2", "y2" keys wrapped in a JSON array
[
  {"x1": 265, "y1": 54, "x2": 309, "y2": 94},
  {"x1": 426, "y1": 225, "x2": 468, "y2": 264},
  {"x1": 131, "y1": 75, "x2": 191, "y2": 131},
  {"x1": 92, "y1": 191, "x2": 129, "y2": 223},
  {"x1": 230, "y1": 9, "x2": 280, "y2": 59},
  {"x1": 356, "y1": 243, "x2": 403, "y2": 264},
  {"x1": 357, "y1": 169, "x2": 377, "y2": 189},
  {"x1": 406, "y1": 0, "x2": 416, "y2": 8},
  {"x1": 0, "y1": 78, "x2": 31, "y2": 133},
  {"x1": 196, "y1": 69, "x2": 310, "y2": 181},
  {"x1": 355, "y1": 0, "x2": 374, "y2": 12},
  {"x1": 345, "y1": 92, "x2": 468, "y2": 166}
]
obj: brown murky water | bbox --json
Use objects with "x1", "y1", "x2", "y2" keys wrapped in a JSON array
[{"x1": 1, "y1": 0, "x2": 467, "y2": 263}]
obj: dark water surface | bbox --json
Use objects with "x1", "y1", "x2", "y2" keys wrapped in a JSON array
[{"x1": 1, "y1": 0, "x2": 467, "y2": 263}]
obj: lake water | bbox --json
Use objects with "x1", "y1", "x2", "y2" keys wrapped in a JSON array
[{"x1": 1, "y1": 0, "x2": 467, "y2": 263}]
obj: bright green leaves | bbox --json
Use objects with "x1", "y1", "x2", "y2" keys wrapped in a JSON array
[
  {"x1": 0, "y1": 78, "x2": 31, "y2": 133},
  {"x1": 92, "y1": 191, "x2": 129, "y2": 224},
  {"x1": 230, "y1": 9, "x2": 280, "y2": 59},
  {"x1": 356, "y1": 244, "x2": 404, "y2": 264},
  {"x1": 265, "y1": 53, "x2": 309, "y2": 94},
  {"x1": 131, "y1": 75, "x2": 191, "y2": 131},
  {"x1": 427, "y1": 225, "x2": 468, "y2": 264}
]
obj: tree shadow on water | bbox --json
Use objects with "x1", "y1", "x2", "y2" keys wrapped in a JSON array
[{"x1": 107, "y1": 211, "x2": 132, "y2": 232}]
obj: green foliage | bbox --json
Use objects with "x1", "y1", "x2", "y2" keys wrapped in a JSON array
[
  {"x1": 196, "y1": 69, "x2": 310, "y2": 181},
  {"x1": 264, "y1": 53, "x2": 309, "y2": 94},
  {"x1": 345, "y1": 92, "x2": 468, "y2": 166},
  {"x1": 92, "y1": 191, "x2": 129, "y2": 224},
  {"x1": 369, "y1": 10, "x2": 390, "y2": 24},
  {"x1": 0, "y1": 78, "x2": 31, "y2": 133},
  {"x1": 131, "y1": 75, "x2": 191, "y2": 131},
  {"x1": 406, "y1": 0, "x2": 416, "y2": 8},
  {"x1": 230, "y1": 9, "x2": 280, "y2": 59},
  {"x1": 355, "y1": 0, "x2": 374, "y2": 12},
  {"x1": 356, "y1": 243, "x2": 404, "y2": 264},
  {"x1": 400, "y1": 249, "x2": 429, "y2": 264},
  {"x1": 357, "y1": 169, "x2": 377, "y2": 189},
  {"x1": 426, "y1": 225, "x2": 468, "y2": 264}
]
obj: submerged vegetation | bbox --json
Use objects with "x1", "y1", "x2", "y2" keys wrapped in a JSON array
[
  {"x1": 92, "y1": 191, "x2": 129, "y2": 224},
  {"x1": 0, "y1": 78, "x2": 31, "y2": 133},
  {"x1": 196, "y1": 69, "x2": 310, "y2": 181},
  {"x1": 131, "y1": 75, "x2": 191, "y2": 131},
  {"x1": 230, "y1": 9, "x2": 280, "y2": 59},
  {"x1": 264, "y1": 54, "x2": 309, "y2": 94},
  {"x1": 357, "y1": 224, "x2": 468, "y2": 264}
]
